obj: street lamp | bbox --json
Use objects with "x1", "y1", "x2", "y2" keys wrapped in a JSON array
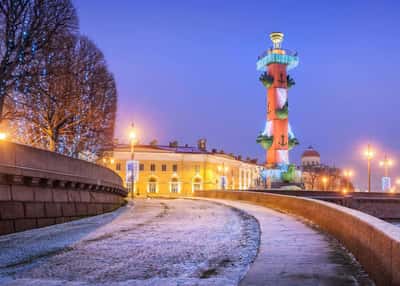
[
  {"x1": 0, "y1": 132, "x2": 7, "y2": 140},
  {"x1": 343, "y1": 169, "x2": 354, "y2": 191},
  {"x1": 363, "y1": 144, "x2": 374, "y2": 192},
  {"x1": 322, "y1": 176, "x2": 328, "y2": 191},
  {"x1": 129, "y1": 123, "x2": 137, "y2": 198},
  {"x1": 379, "y1": 154, "x2": 393, "y2": 192},
  {"x1": 217, "y1": 162, "x2": 228, "y2": 190},
  {"x1": 379, "y1": 155, "x2": 393, "y2": 177}
]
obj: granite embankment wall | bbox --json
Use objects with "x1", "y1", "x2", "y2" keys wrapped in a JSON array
[
  {"x1": 0, "y1": 141, "x2": 127, "y2": 235},
  {"x1": 194, "y1": 190, "x2": 400, "y2": 286},
  {"x1": 251, "y1": 189, "x2": 400, "y2": 219}
]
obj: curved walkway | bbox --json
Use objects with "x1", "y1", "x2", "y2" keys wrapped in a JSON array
[
  {"x1": 200, "y1": 199, "x2": 373, "y2": 286},
  {"x1": 0, "y1": 199, "x2": 259, "y2": 286},
  {"x1": 0, "y1": 198, "x2": 374, "y2": 285}
]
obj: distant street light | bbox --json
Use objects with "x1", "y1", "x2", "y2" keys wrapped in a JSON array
[
  {"x1": 322, "y1": 176, "x2": 328, "y2": 191},
  {"x1": 0, "y1": 132, "x2": 7, "y2": 140},
  {"x1": 218, "y1": 162, "x2": 228, "y2": 190},
  {"x1": 379, "y1": 155, "x2": 394, "y2": 177},
  {"x1": 343, "y1": 169, "x2": 354, "y2": 191},
  {"x1": 364, "y1": 144, "x2": 374, "y2": 192},
  {"x1": 379, "y1": 154, "x2": 394, "y2": 192},
  {"x1": 129, "y1": 123, "x2": 137, "y2": 198}
]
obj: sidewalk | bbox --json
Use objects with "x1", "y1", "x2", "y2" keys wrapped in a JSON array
[{"x1": 204, "y1": 199, "x2": 373, "y2": 286}]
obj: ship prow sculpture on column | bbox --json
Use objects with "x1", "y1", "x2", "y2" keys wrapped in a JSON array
[{"x1": 256, "y1": 32, "x2": 302, "y2": 187}]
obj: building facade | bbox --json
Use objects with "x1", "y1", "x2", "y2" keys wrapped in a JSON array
[
  {"x1": 101, "y1": 143, "x2": 262, "y2": 198},
  {"x1": 300, "y1": 146, "x2": 353, "y2": 191},
  {"x1": 301, "y1": 146, "x2": 321, "y2": 166}
]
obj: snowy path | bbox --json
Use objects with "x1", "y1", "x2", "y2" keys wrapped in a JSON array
[
  {"x1": 200, "y1": 199, "x2": 374, "y2": 286},
  {"x1": 0, "y1": 199, "x2": 260, "y2": 286}
]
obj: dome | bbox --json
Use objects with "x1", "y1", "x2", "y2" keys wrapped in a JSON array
[{"x1": 301, "y1": 146, "x2": 320, "y2": 158}]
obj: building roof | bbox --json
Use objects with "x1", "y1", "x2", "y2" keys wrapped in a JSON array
[
  {"x1": 301, "y1": 146, "x2": 320, "y2": 158},
  {"x1": 109, "y1": 144, "x2": 208, "y2": 154},
  {"x1": 102, "y1": 143, "x2": 261, "y2": 166}
]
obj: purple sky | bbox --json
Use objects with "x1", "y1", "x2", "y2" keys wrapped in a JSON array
[{"x1": 74, "y1": 0, "x2": 400, "y2": 191}]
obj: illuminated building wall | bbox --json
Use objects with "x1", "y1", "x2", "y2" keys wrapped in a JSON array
[{"x1": 101, "y1": 144, "x2": 261, "y2": 198}]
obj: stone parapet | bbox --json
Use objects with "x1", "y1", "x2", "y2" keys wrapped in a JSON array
[
  {"x1": 249, "y1": 189, "x2": 400, "y2": 219},
  {"x1": 194, "y1": 190, "x2": 400, "y2": 286},
  {"x1": 0, "y1": 141, "x2": 127, "y2": 235}
]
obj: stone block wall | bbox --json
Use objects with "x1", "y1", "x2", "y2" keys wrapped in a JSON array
[
  {"x1": 249, "y1": 190, "x2": 400, "y2": 219},
  {"x1": 0, "y1": 142, "x2": 127, "y2": 235},
  {"x1": 194, "y1": 190, "x2": 400, "y2": 286}
]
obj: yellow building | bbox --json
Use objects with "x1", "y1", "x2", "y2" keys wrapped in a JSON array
[{"x1": 101, "y1": 141, "x2": 262, "y2": 198}]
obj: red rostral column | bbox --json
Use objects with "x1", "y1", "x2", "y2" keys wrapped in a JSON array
[{"x1": 256, "y1": 32, "x2": 299, "y2": 168}]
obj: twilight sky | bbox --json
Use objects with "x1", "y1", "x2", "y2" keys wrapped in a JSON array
[{"x1": 74, "y1": 0, "x2": 400, "y2": 191}]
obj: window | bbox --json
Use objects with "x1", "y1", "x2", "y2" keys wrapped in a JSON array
[
  {"x1": 148, "y1": 177, "x2": 157, "y2": 193},
  {"x1": 170, "y1": 177, "x2": 179, "y2": 193},
  {"x1": 139, "y1": 164, "x2": 144, "y2": 171},
  {"x1": 116, "y1": 163, "x2": 121, "y2": 171},
  {"x1": 172, "y1": 164, "x2": 178, "y2": 172},
  {"x1": 194, "y1": 165, "x2": 200, "y2": 173},
  {"x1": 193, "y1": 177, "x2": 202, "y2": 192},
  {"x1": 162, "y1": 164, "x2": 167, "y2": 171},
  {"x1": 150, "y1": 164, "x2": 156, "y2": 171}
]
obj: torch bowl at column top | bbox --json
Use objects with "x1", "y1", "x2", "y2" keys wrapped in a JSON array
[{"x1": 270, "y1": 32, "x2": 284, "y2": 47}]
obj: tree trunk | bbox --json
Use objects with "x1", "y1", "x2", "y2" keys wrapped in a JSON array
[{"x1": 48, "y1": 129, "x2": 58, "y2": 152}]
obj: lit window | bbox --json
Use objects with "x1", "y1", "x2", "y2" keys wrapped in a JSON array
[
  {"x1": 148, "y1": 177, "x2": 157, "y2": 193},
  {"x1": 170, "y1": 177, "x2": 179, "y2": 193},
  {"x1": 195, "y1": 165, "x2": 200, "y2": 173},
  {"x1": 162, "y1": 164, "x2": 167, "y2": 171},
  {"x1": 193, "y1": 177, "x2": 202, "y2": 191}
]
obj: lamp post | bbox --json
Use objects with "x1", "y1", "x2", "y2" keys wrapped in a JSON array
[
  {"x1": 364, "y1": 144, "x2": 374, "y2": 192},
  {"x1": 217, "y1": 162, "x2": 229, "y2": 190},
  {"x1": 322, "y1": 176, "x2": 328, "y2": 191},
  {"x1": 129, "y1": 123, "x2": 137, "y2": 199},
  {"x1": 379, "y1": 154, "x2": 393, "y2": 177},
  {"x1": 343, "y1": 169, "x2": 353, "y2": 191},
  {"x1": 379, "y1": 154, "x2": 394, "y2": 192}
]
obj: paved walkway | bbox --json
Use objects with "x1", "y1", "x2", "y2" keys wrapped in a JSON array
[
  {"x1": 201, "y1": 199, "x2": 374, "y2": 286},
  {"x1": 0, "y1": 199, "x2": 259, "y2": 286},
  {"x1": 0, "y1": 198, "x2": 374, "y2": 285}
]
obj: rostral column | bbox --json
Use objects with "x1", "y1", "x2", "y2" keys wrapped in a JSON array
[{"x1": 256, "y1": 32, "x2": 299, "y2": 170}]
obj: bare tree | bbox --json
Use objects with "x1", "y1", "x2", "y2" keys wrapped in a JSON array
[
  {"x1": 10, "y1": 34, "x2": 117, "y2": 158},
  {"x1": 305, "y1": 171, "x2": 319, "y2": 190},
  {"x1": 0, "y1": 0, "x2": 77, "y2": 122}
]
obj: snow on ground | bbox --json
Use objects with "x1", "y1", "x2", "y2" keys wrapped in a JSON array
[
  {"x1": 0, "y1": 199, "x2": 260, "y2": 286},
  {"x1": 388, "y1": 220, "x2": 400, "y2": 227}
]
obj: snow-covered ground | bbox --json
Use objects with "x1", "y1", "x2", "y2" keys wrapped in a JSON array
[
  {"x1": 389, "y1": 220, "x2": 400, "y2": 227},
  {"x1": 0, "y1": 199, "x2": 260, "y2": 286}
]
